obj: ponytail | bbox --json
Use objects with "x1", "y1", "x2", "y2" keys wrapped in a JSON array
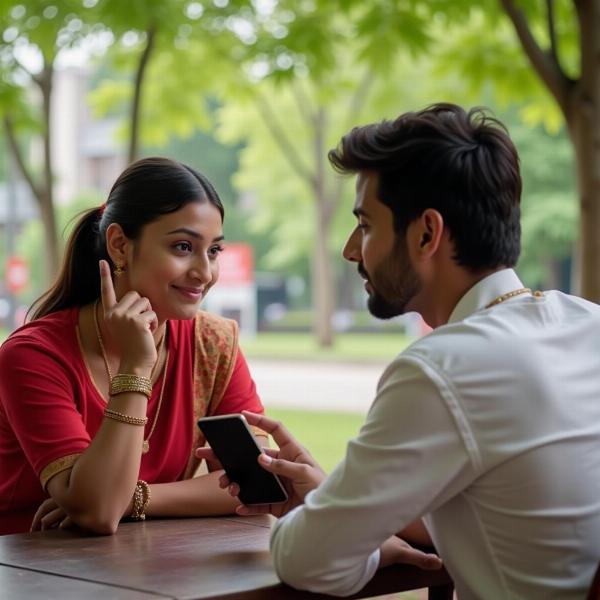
[{"x1": 28, "y1": 207, "x2": 108, "y2": 321}]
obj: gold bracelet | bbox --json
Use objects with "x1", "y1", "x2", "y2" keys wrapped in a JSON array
[
  {"x1": 103, "y1": 408, "x2": 148, "y2": 426},
  {"x1": 131, "y1": 480, "x2": 150, "y2": 521},
  {"x1": 110, "y1": 374, "x2": 152, "y2": 399}
]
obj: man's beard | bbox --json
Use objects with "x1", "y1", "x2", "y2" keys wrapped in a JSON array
[{"x1": 359, "y1": 238, "x2": 422, "y2": 320}]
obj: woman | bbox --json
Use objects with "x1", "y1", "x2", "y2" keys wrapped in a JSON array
[{"x1": 0, "y1": 157, "x2": 265, "y2": 535}]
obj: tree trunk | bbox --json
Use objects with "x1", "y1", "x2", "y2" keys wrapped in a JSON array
[
  {"x1": 569, "y1": 114, "x2": 600, "y2": 301},
  {"x1": 3, "y1": 63, "x2": 60, "y2": 283},
  {"x1": 39, "y1": 63, "x2": 60, "y2": 280},
  {"x1": 128, "y1": 26, "x2": 156, "y2": 164},
  {"x1": 502, "y1": 0, "x2": 600, "y2": 302},
  {"x1": 312, "y1": 108, "x2": 335, "y2": 347},
  {"x1": 568, "y1": 0, "x2": 600, "y2": 302},
  {"x1": 312, "y1": 198, "x2": 335, "y2": 346},
  {"x1": 37, "y1": 188, "x2": 60, "y2": 283}
]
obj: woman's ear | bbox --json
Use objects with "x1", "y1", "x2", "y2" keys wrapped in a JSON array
[{"x1": 105, "y1": 223, "x2": 130, "y2": 269}]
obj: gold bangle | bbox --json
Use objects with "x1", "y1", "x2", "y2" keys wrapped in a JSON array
[
  {"x1": 131, "y1": 480, "x2": 150, "y2": 521},
  {"x1": 110, "y1": 374, "x2": 152, "y2": 399},
  {"x1": 103, "y1": 408, "x2": 148, "y2": 426}
]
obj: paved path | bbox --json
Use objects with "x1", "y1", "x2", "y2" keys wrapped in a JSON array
[{"x1": 247, "y1": 358, "x2": 388, "y2": 415}]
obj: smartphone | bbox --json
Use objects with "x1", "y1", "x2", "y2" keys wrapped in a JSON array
[{"x1": 197, "y1": 414, "x2": 288, "y2": 505}]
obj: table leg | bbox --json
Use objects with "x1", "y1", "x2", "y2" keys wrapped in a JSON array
[{"x1": 428, "y1": 583, "x2": 454, "y2": 600}]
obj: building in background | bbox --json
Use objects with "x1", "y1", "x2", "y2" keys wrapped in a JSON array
[{"x1": 50, "y1": 67, "x2": 126, "y2": 202}]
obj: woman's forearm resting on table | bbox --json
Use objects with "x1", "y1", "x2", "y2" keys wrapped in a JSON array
[
  {"x1": 44, "y1": 415, "x2": 264, "y2": 533},
  {"x1": 46, "y1": 395, "x2": 149, "y2": 534},
  {"x1": 146, "y1": 472, "x2": 239, "y2": 517}
]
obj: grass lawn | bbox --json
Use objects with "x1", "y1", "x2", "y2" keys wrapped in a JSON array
[
  {"x1": 241, "y1": 332, "x2": 412, "y2": 362},
  {"x1": 264, "y1": 407, "x2": 365, "y2": 473}
]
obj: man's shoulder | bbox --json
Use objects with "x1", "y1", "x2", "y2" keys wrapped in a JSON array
[
  {"x1": 399, "y1": 290, "x2": 600, "y2": 376},
  {"x1": 402, "y1": 318, "x2": 493, "y2": 360}
]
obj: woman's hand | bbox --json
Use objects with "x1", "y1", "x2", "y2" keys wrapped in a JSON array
[
  {"x1": 99, "y1": 259, "x2": 157, "y2": 374},
  {"x1": 30, "y1": 498, "x2": 74, "y2": 532},
  {"x1": 195, "y1": 411, "x2": 326, "y2": 518}
]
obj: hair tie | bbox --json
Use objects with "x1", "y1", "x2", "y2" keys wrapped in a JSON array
[{"x1": 98, "y1": 203, "x2": 107, "y2": 216}]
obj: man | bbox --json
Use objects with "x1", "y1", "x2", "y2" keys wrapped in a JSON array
[{"x1": 200, "y1": 103, "x2": 600, "y2": 598}]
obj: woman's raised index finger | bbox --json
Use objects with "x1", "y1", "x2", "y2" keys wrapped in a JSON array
[{"x1": 99, "y1": 260, "x2": 117, "y2": 308}]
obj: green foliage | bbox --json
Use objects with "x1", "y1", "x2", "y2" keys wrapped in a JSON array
[
  {"x1": 15, "y1": 193, "x2": 102, "y2": 304},
  {"x1": 509, "y1": 119, "x2": 577, "y2": 287},
  {"x1": 215, "y1": 53, "x2": 424, "y2": 272},
  {"x1": 2, "y1": 0, "x2": 584, "y2": 306},
  {"x1": 427, "y1": 4, "x2": 578, "y2": 131}
]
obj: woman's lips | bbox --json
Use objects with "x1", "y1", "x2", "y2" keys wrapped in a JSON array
[{"x1": 172, "y1": 285, "x2": 204, "y2": 301}]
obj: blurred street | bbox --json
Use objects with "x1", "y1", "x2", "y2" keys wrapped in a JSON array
[{"x1": 247, "y1": 358, "x2": 388, "y2": 415}]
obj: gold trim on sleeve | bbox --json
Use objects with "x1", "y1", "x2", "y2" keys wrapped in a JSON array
[{"x1": 40, "y1": 453, "x2": 81, "y2": 490}]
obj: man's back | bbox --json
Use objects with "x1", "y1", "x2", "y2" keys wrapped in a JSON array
[
  {"x1": 405, "y1": 278, "x2": 600, "y2": 598},
  {"x1": 270, "y1": 271, "x2": 600, "y2": 599}
]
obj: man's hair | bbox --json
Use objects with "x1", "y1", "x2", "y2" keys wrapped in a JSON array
[{"x1": 328, "y1": 103, "x2": 522, "y2": 271}]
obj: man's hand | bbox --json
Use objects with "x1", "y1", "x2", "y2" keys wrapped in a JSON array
[
  {"x1": 379, "y1": 536, "x2": 443, "y2": 571},
  {"x1": 195, "y1": 411, "x2": 326, "y2": 518}
]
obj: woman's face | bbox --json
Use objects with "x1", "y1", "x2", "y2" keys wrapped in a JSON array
[{"x1": 117, "y1": 200, "x2": 224, "y2": 322}]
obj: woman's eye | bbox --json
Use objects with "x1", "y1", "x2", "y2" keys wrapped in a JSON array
[
  {"x1": 208, "y1": 245, "x2": 224, "y2": 259},
  {"x1": 174, "y1": 242, "x2": 193, "y2": 253}
]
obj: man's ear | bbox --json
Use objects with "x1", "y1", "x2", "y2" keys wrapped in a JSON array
[
  {"x1": 105, "y1": 223, "x2": 130, "y2": 267},
  {"x1": 411, "y1": 209, "x2": 444, "y2": 260}
]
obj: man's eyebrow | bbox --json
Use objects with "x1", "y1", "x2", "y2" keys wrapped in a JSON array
[
  {"x1": 166, "y1": 228, "x2": 225, "y2": 243},
  {"x1": 352, "y1": 208, "x2": 370, "y2": 218}
]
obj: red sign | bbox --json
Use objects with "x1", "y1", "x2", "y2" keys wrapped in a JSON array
[
  {"x1": 218, "y1": 243, "x2": 254, "y2": 286},
  {"x1": 5, "y1": 256, "x2": 29, "y2": 294}
]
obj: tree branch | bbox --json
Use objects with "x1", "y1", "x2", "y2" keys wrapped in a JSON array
[
  {"x1": 545, "y1": 0, "x2": 559, "y2": 64},
  {"x1": 3, "y1": 115, "x2": 41, "y2": 202},
  {"x1": 253, "y1": 89, "x2": 314, "y2": 184},
  {"x1": 344, "y1": 69, "x2": 374, "y2": 131},
  {"x1": 129, "y1": 25, "x2": 157, "y2": 163},
  {"x1": 291, "y1": 79, "x2": 316, "y2": 127},
  {"x1": 500, "y1": 0, "x2": 572, "y2": 114},
  {"x1": 10, "y1": 54, "x2": 41, "y2": 86},
  {"x1": 328, "y1": 69, "x2": 375, "y2": 214}
]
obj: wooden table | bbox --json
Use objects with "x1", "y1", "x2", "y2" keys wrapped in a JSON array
[{"x1": 0, "y1": 515, "x2": 453, "y2": 599}]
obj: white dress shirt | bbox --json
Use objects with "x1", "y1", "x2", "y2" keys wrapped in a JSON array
[{"x1": 270, "y1": 269, "x2": 600, "y2": 599}]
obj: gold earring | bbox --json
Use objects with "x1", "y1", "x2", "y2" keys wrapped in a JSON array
[{"x1": 114, "y1": 262, "x2": 125, "y2": 277}]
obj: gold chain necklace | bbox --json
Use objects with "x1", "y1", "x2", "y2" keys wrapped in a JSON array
[
  {"x1": 485, "y1": 287, "x2": 543, "y2": 309},
  {"x1": 93, "y1": 300, "x2": 169, "y2": 454}
]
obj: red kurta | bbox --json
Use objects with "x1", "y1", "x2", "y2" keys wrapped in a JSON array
[{"x1": 0, "y1": 307, "x2": 263, "y2": 535}]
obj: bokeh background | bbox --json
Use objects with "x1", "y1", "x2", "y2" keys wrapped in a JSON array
[{"x1": 1, "y1": 3, "x2": 597, "y2": 593}]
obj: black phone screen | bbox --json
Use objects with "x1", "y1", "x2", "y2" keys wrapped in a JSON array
[{"x1": 197, "y1": 415, "x2": 288, "y2": 505}]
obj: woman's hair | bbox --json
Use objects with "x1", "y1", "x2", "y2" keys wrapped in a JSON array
[
  {"x1": 328, "y1": 103, "x2": 522, "y2": 272},
  {"x1": 29, "y1": 157, "x2": 224, "y2": 320}
]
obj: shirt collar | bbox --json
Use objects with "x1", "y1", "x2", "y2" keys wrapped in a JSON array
[{"x1": 447, "y1": 268, "x2": 525, "y2": 324}]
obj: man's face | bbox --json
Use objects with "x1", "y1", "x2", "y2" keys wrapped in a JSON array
[{"x1": 342, "y1": 172, "x2": 422, "y2": 319}]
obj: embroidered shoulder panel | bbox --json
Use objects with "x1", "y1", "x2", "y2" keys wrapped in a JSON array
[{"x1": 184, "y1": 312, "x2": 238, "y2": 478}]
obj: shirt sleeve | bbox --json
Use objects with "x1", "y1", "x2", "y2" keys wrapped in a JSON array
[
  {"x1": 212, "y1": 348, "x2": 264, "y2": 417},
  {"x1": 269, "y1": 356, "x2": 479, "y2": 596},
  {"x1": 0, "y1": 337, "x2": 91, "y2": 481}
]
